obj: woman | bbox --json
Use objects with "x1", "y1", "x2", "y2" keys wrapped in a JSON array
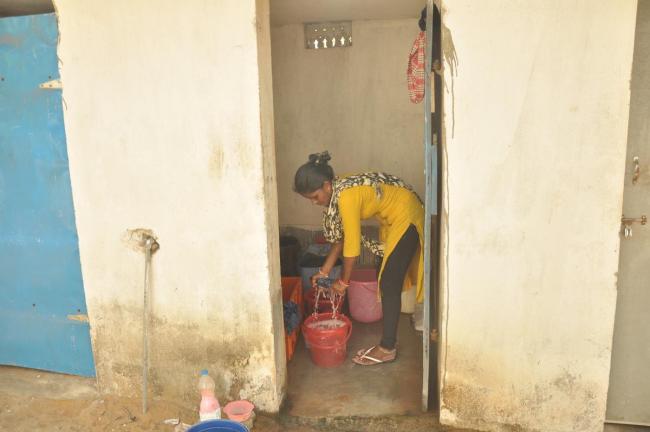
[{"x1": 294, "y1": 151, "x2": 424, "y2": 366}]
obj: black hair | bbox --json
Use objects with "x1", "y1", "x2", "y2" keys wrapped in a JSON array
[{"x1": 293, "y1": 151, "x2": 334, "y2": 194}]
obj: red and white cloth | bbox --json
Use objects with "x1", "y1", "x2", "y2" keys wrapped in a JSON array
[{"x1": 407, "y1": 31, "x2": 426, "y2": 104}]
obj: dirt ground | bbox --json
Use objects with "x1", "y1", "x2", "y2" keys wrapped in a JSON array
[
  {"x1": 0, "y1": 366, "x2": 467, "y2": 432},
  {"x1": 0, "y1": 393, "x2": 465, "y2": 432}
]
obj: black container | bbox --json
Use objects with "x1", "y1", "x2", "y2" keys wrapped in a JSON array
[{"x1": 280, "y1": 236, "x2": 301, "y2": 276}]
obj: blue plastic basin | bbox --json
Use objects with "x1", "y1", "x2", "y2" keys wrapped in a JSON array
[{"x1": 187, "y1": 420, "x2": 249, "y2": 432}]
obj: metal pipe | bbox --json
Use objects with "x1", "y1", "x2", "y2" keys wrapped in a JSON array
[{"x1": 141, "y1": 235, "x2": 159, "y2": 414}]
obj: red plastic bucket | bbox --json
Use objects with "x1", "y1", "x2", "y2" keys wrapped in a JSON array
[
  {"x1": 305, "y1": 287, "x2": 346, "y2": 315},
  {"x1": 302, "y1": 313, "x2": 352, "y2": 368},
  {"x1": 348, "y1": 268, "x2": 383, "y2": 323}
]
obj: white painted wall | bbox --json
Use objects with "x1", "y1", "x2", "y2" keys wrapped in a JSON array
[
  {"x1": 438, "y1": 1, "x2": 638, "y2": 431},
  {"x1": 54, "y1": 0, "x2": 284, "y2": 411},
  {"x1": 270, "y1": 0, "x2": 422, "y2": 25},
  {"x1": 271, "y1": 19, "x2": 424, "y2": 229}
]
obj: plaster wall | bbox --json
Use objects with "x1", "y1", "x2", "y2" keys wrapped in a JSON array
[
  {"x1": 54, "y1": 0, "x2": 284, "y2": 411},
  {"x1": 271, "y1": 19, "x2": 424, "y2": 229},
  {"x1": 438, "y1": 1, "x2": 637, "y2": 431}
]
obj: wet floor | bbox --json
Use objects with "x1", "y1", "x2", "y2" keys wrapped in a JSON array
[{"x1": 286, "y1": 313, "x2": 423, "y2": 418}]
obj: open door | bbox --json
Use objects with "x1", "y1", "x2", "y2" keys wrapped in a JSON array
[
  {"x1": 0, "y1": 14, "x2": 95, "y2": 377},
  {"x1": 605, "y1": 0, "x2": 650, "y2": 426}
]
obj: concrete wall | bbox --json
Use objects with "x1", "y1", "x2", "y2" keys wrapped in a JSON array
[
  {"x1": 271, "y1": 19, "x2": 424, "y2": 229},
  {"x1": 54, "y1": 0, "x2": 285, "y2": 411},
  {"x1": 438, "y1": 1, "x2": 637, "y2": 431}
]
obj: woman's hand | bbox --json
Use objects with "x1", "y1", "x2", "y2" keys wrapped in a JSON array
[
  {"x1": 310, "y1": 268, "x2": 328, "y2": 288},
  {"x1": 331, "y1": 279, "x2": 349, "y2": 295}
]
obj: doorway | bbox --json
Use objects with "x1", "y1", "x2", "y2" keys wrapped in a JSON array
[
  {"x1": 269, "y1": 0, "x2": 442, "y2": 419},
  {"x1": 605, "y1": 0, "x2": 650, "y2": 430}
]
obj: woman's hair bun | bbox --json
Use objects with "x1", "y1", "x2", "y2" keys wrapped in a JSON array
[
  {"x1": 294, "y1": 151, "x2": 335, "y2": 193},
  {"x1": 308, "y1": 151, "x2": 331, "y2": 165}
]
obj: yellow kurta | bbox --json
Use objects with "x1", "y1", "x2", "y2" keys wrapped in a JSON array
[{"x1": 338, "y1": 184, "x2": 425, "y2": 302}]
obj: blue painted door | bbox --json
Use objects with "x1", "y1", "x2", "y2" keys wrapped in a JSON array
[{"x1": 0, "y1": 14, "x2": 95, "y2": 377}]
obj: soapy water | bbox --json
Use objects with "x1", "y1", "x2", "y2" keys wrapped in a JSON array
[
  {"x1": 313, "y1": 278, "x2": 344, "y2": 317},
  {"x1": 306, "y1": 318, "x2": 346, "y2": 330}
]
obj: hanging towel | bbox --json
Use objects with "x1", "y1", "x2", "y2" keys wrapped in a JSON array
[{"x1": 407, "y1": 31, "x2": 426, "y2": 104}]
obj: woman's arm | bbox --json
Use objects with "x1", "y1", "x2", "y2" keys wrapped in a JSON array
[
  {"x1": 340, "y1": 256, "x2": 356, "y2": 284},
  {"x1": 332, "y1": 188, "x2": 363, "y2": 293},
  {"x1": 310, "y1": 241, "x2": 343, "y2": 287},
  {"x1": 321, "y1": 241, "x2": 343, "y2": 274},
  {"x1": 330, "y1": 255, "x2": 357, "y2": 294}
]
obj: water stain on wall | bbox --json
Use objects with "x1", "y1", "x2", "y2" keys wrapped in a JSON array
[
  {"x1": 236, "y1": 142, "x2": 256, "y2": 174},
  {"x1": 209, "y1": 142, "x2": 224, "y2": 178},
  {"x1": 441, "y1": 371, "x2": 603, "y2": 432},
  {"x1": 90, "y1": 301, "x2": 279, "y2": 411}
]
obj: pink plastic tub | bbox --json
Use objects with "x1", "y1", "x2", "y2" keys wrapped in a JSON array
[
  {"x1": 223, "y1": 400, "x2": 254, "y2": 422},
  {"x1": 348, "y1": 268, "x2": 383, "y2": 323}
]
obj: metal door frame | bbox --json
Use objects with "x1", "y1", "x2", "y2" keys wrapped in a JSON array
[{"x1": 422, "y1": 0, "x2": 443, "y2": 412}]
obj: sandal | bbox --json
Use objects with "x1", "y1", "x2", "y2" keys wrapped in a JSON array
[{"x1": 352, "y1": 345, "x2": 397, "y2": 366}]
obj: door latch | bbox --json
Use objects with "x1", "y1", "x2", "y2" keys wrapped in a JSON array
[{"x1": 621, "y1": 215, "x2": 647, "y2": 238}]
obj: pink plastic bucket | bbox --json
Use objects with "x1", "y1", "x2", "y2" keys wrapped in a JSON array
[
  {"x1": 223, "y1": 400, "x2": 254, "y2": 422},
  {"x1": 348, "y1": 268, "x2": 383, "y2": 323}
]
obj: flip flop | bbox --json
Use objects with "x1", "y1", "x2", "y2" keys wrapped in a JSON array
[
  {"x1": 352, "y1": 345, "x2": 397, "y2": 366},
  {"x1": 354, "y1": 343, "x2": 399, "y2": 357}
]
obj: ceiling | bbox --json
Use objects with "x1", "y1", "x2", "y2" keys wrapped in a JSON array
[
  {"x1": 0, "y1": 0, "x2": 424, "y2": 24},
  {"x1": 271, "y1": 0, "x2": 424, "y2": 25},
  {"x1": 0, "y1": 0, "x2": 53, "y2": 17}
]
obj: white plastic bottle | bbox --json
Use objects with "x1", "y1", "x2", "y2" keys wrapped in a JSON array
[{"x1": 198, "y1": 369, "x2": 221, "y2": 421}]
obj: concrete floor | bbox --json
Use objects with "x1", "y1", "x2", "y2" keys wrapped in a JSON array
[{"x1": 286, "y1": 313, "x2": 423, "y2": 418}]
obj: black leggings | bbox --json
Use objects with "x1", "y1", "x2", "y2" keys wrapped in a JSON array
[{"x1": 379, "y1": 224, "x2": 419, "y2": 350}]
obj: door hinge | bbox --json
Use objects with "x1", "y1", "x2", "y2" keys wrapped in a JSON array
[
  {"x1": 67, "y1": 313, "x2": 89, "y2": 323},
  {"x1": 39, "y1": 78, "x2": 62, "y2": 89}
]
